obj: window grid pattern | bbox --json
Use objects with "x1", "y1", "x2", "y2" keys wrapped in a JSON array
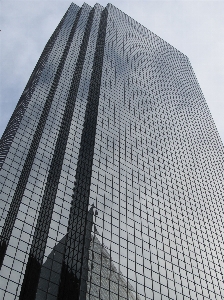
[
  {"x1": 0, "y1": 3, "x2": 80, "y2": 238},
  {"x1": 0, "y1": 2, "x2": 223, "y2": 300}
]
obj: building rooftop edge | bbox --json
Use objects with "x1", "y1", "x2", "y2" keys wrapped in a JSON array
[{"x1": 69, "y1": 1, "x2": 189, "y2": 60}]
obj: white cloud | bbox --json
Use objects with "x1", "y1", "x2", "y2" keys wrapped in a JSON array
[{"x1": 1, "y1": 0, "x2": 224, "y2": 144}]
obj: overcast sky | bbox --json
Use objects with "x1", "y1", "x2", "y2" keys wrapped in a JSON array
[{"x1": 1, "y1": 0, "x2": 224, "y2": 144}]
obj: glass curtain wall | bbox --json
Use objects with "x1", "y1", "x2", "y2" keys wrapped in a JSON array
[{"x1": 0, "y1": 2, "x2": 223, "y2": 300}]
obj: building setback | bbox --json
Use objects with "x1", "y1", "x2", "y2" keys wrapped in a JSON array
[{"x1": 0, "y1": 2, "x2": 223, "y2": 300}]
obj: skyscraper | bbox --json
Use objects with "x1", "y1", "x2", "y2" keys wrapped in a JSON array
[{"x1": 0, "y1": 1, "x2": 223, "y2": 299}]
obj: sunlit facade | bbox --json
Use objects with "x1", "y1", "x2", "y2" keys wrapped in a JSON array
[{"x1": 0, "y1": 2, "x2": 223, "y2": 300}]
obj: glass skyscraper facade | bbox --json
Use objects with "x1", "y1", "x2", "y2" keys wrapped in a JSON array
[{"x1": 0, "y1": 2, "x2": 223, "y2": 300}]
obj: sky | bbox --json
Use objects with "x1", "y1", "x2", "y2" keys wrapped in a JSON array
[{"x1": 1, "y1": 0, "x2": 224, "y2": 144}]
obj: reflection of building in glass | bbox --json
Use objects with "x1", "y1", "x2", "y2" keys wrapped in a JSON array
[
  {"x1": 36, "y1": 207, "x2": 140, "y2": 300},
  {"x1": 36, "y1": 206, "x2": 94, "y2": 300},
  {"x1": 0, "y1": 1, "x2": 224, "y2": 300},
  {"x1": 87, "y1": 235, "x2": 141, "y2": 300}
]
